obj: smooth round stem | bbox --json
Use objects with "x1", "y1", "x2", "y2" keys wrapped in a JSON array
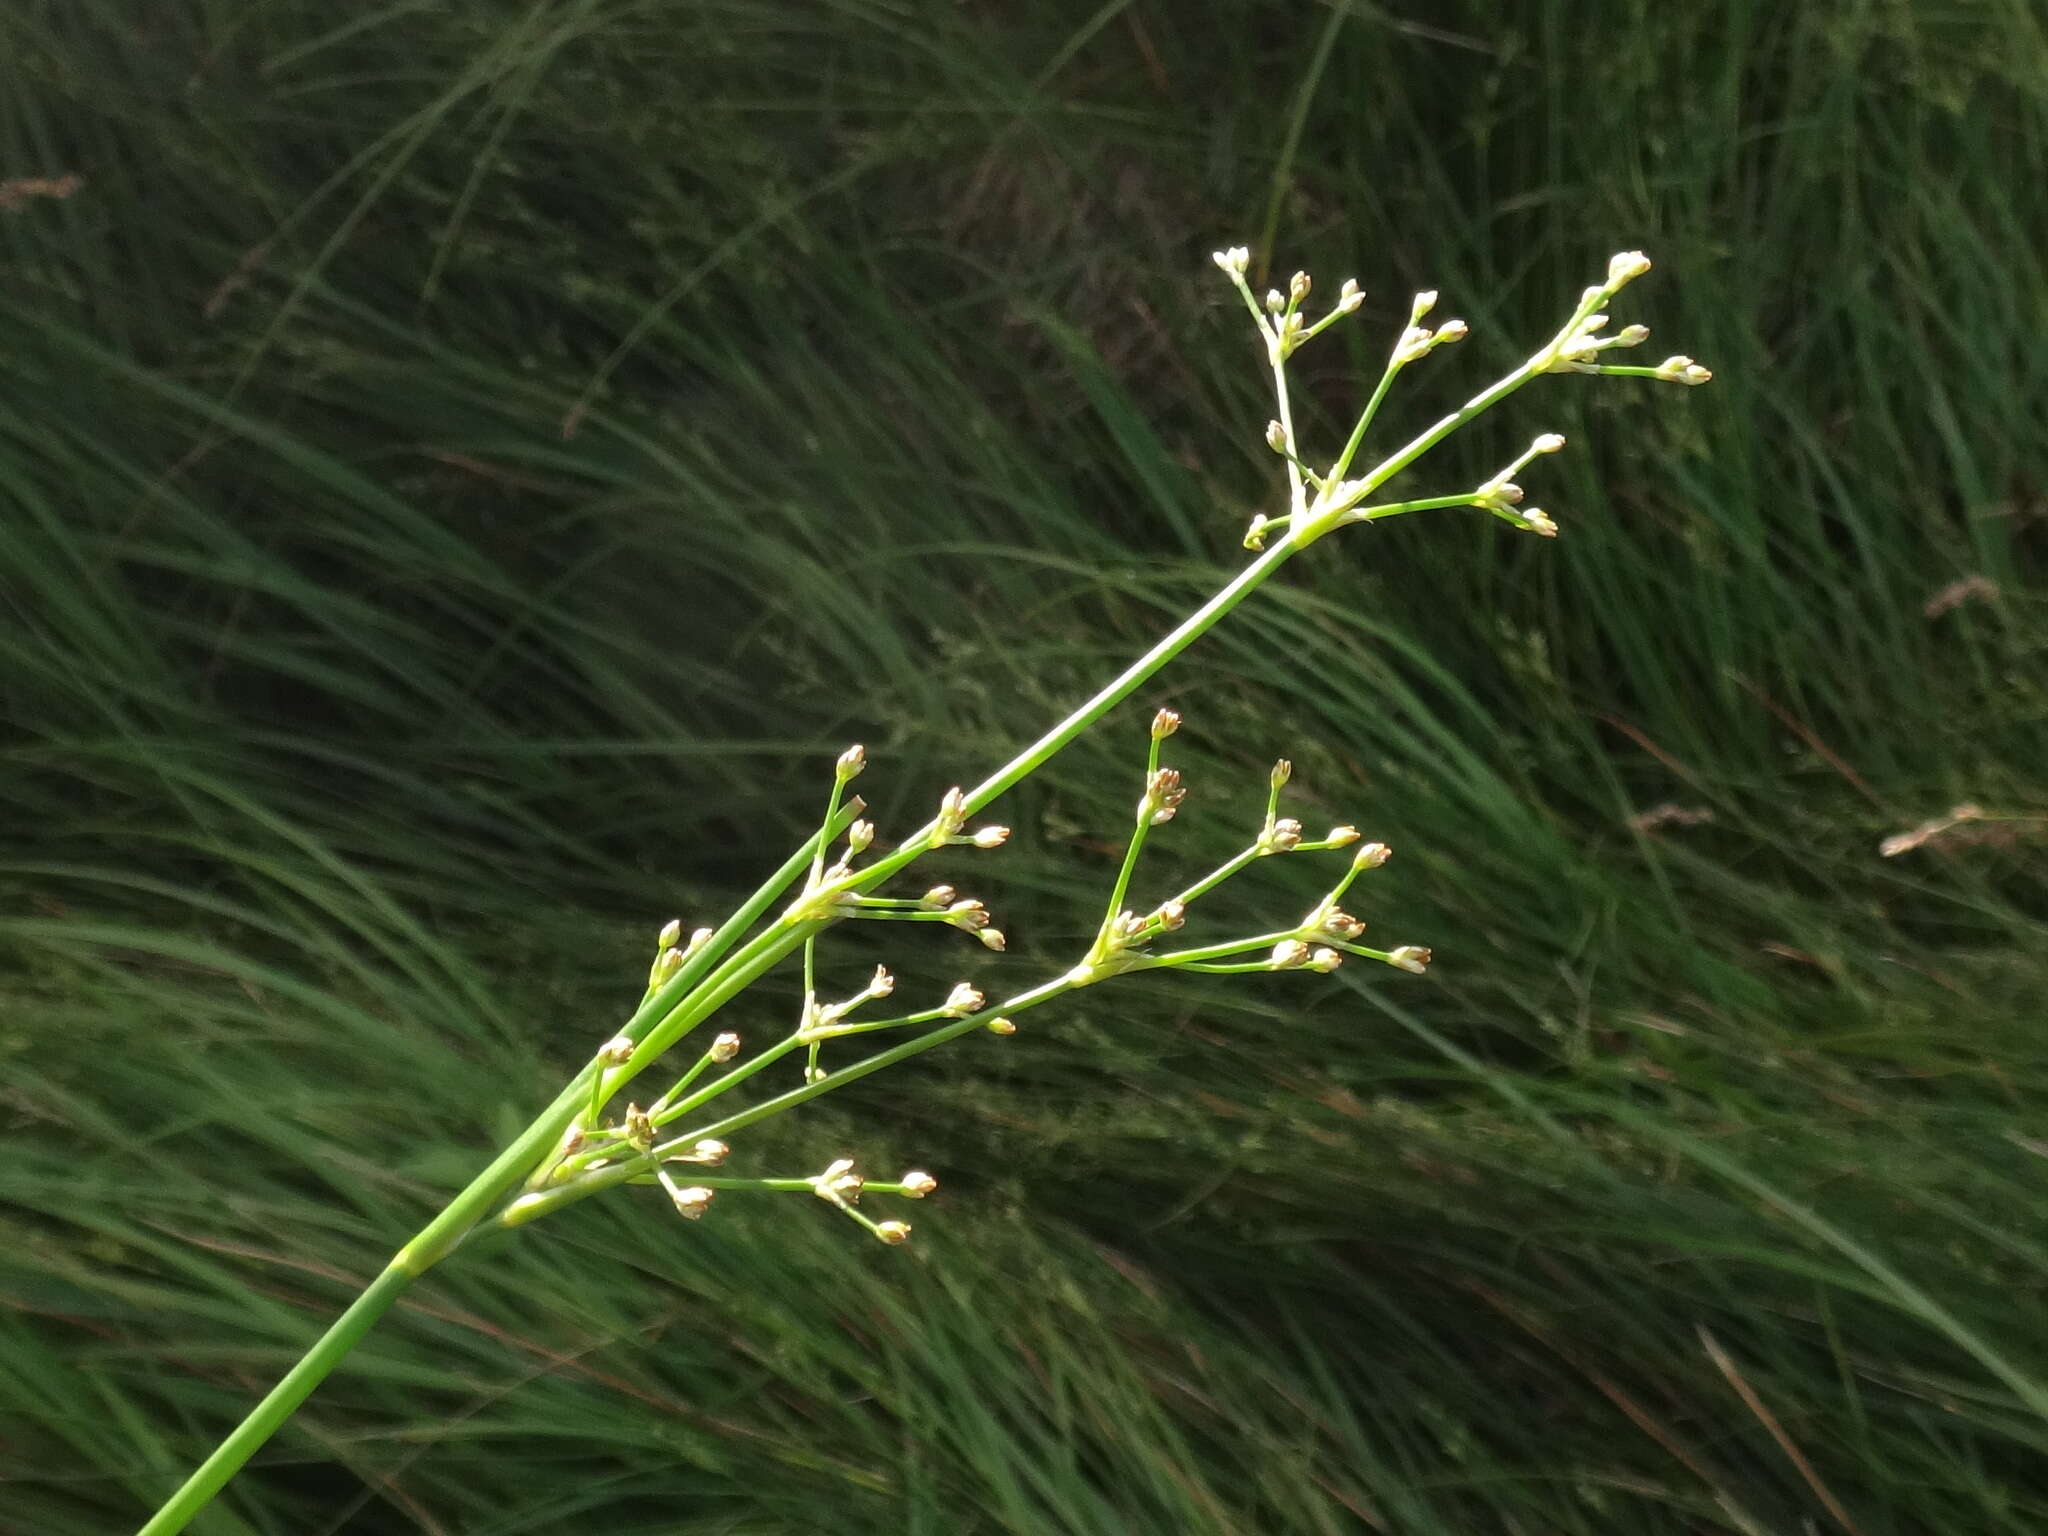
[{"x1": 136, "y1": 1264, "x2": 414, "y2": 1536}]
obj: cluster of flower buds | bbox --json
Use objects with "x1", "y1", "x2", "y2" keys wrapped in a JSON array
[
  {"x1": 1472, "y1": 432, "x2": 1570, "y2": 537},
  {"x1": 1654, "y1": 354, "x2": 1714, "y2": 386},
  {"x1": 1143, "y1": 766, "x2": 1187, "y2": 826},
  {"x1": 939, "y1": 896, "x2": 1006, "y2": 950},
  {"x1": 1260, "y1": 816, "x2": 1304, "y2": 854},
  {"x1": 1213, "y1": 248, "x2": 1367, "y2": 363},
  {"x1": 1269, "y1": 938, "x2": 1343, "y2": 973},
  {"x1": 934, "y1": 785, "x2": 1009, "y2": 849},
  {"x1": 811, "y1": 966, "x2": 895, "y2": 1032},
  {"x1": 1392, "y1": 293, "x2": 1470, "y2": 365}
]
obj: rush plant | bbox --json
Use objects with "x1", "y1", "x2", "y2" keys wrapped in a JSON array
[{"x1": 138, "y1": 247, "x2": 1708, "y2": 1534}]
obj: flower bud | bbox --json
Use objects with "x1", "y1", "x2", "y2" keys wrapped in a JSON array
[
  {"x1": 805, "y1": 1065, "x2": 828, "y2": 1084},
  {"x1": 683, "y1": 1138, "x2": 729, "y2": 1165},
  {"x1": 978, "y1": 927, "x2": 1007, "y2": 952},
  {"x1": 1212, "y1": 246, "x2": 1250, "y2": 275},
  {"x1": 710, "y1": 1031, "x2": 741, "y2": 1062},
  {"x1": 945, "y1": 981, "x2": 986, "y2": 1016},
  {"x1": 1338, "y1": 278, "x2": 1363, "y2": 313},
  {"x1": 1289, "y1": 270, "x2": 1311, "y2": 303},
  {"x1": 1352, "y1": 841, "x2": 1391, "y2": 870},
  {"x1": 1533, "y1": 432, "x2": 1567, "y2": 454},
  {"x1": 946, "y1": 898, "x2": 989, "y2": 930},
  {"x1": 668, "y1": 1185, "x2": 715, "y2": 1219},
  {"x1": 1266, "y1": 817, "x2": 1303, "y2": 852},
  {"x1": 1434, "y1": 318, "x2": 1469, "y2": 344},
  {"x1": 1270, "y1": 758, "x2": 1292, "y2": 788},
  {"x1": 836, "y1": 743, "x2": 866, "y2": 780},
  {"x1": 657, "y1": 917, "x2": 683, "y2": 949},
  {"x1": 1607, "y1": 250, "x2": 1652, "y2": 286},
  {"x1": 875, "y1": 1220, "x2": 912, "y2": 1245},
  {"x1": 599, "y1": 1035, "x2": 635, "y2": 1065},
  {"x1": 1326, "y1": 825, "x2": 1361, "y2": 846},
  {"x1": 687, "y1": 926, "x2": 714, "y2": 954},
  {"x1": 1320, "y1": 909, "x2": 1365, "y2": 939},
  {"x1": 1388, "y1": 944, "x2": 1432, "y2": 974},
  {"x1": 971, "y1": 825, "x2": 1010, "y2": 849},
  {"x1": 1264, "y1": 288, "x2": 1285, "y2": 314},
  {"x1": 1410, "y1": 290, "x2": 1438, "y2": 321},
  {"x1": 868, "y1": 964, "x2": 894, "y2": 999},
  {"x1": 937, "y1": 785, "x2": 968, "y2": 835},
  {"x1": 985, "y1": 1016, "x2": 1017, "y2": 1036},
  {"x1": 1269, "y1": 939, "x2": 1311, "y2": 970},
  {"x1": 1615, "y1": 323, "x2": 1650, "y2": 347},
  {"x1": 1519, "y1": 508, "x2": 1559, "y2": 538},
  {"x1": 1150, "y1": 707, "x2": 1181, "y2": 740},
  {"x1": 1153, "y1": 899, "x2": 1187, "y2": 931},
  {"x1": 649, "y1": 946, "x2": 685, "y2": 986},
  {"x1": 1307, "y1": 947, "x2": 1343, "y2": 973},
  {"x1": 900, "y1": 1170, "x2": 938, "y2": 1198},
  {"x1": 847, "y1": 819, "x2": 874, "y2": 853},
  {"x1": 921, "y1": 884, "x2": 957, "y2": 909},
  {"x1": 1265, "y1": 419, "x2": 1288, "y2": 453}
]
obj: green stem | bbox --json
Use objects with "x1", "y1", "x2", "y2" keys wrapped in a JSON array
[{"x1": 137, "y1": 1264, "x2": 414, "y2": 1536}]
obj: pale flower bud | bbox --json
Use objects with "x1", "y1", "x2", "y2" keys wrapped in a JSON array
[
  {"x1": 1320, "y1": 909, "x2": 1365, "y2": 939},
  {"x1": 1607, "y1": 250, "x2": 1653, "y2": 286},
  {"x1": 836, "y1": 743, "x2": 866, "y2": 780},
  {"x1": 945, "y1": 981, "x2": 986, "y2": 1016},
  {"x1": 1153, "y1": 899, "x2": 1187, "y2": 932},
  {"x1": 1433, "y1": 318, "x2": 1469, "y2": 344},
  {"x1": 1270, "y1": 758, "x2": 1293, "y2": 788},
  {"x1": 1212, "y1": 246, "x2": 1250, "y2": 275},
  {"x1": 921, "y1": 884, "x2": 956, "y2": 909},
  {"x1": 1289, "y1": 270, "x2": 1311, "y2": 303},
  {"x1": 875, "y1": 1220, "x2": 912, "y2": 1245},
  {"x1": 947, "y1": 898, "x2": 989, "y2": 929},
  {"x1": 684, "y1": 1138, "x2": 729, "y2": 1165},
  {"x1": 1265, "y1": 419, "x2": 1288, "y2": 452},
  {"x1": 1326, "y1": 825, "x2": 1361, "y2": 846},
  {"x1": 971, "y1": 825, "x2": 1010, "y2": 849},
  {"x1": 1264, "y1": 288, "x2": 1285, "y2": 314},
  {"x1": 1338, "y1": 278, "x2": 1363, "y2": 313},
  {"x1": 599, "y1": 1035, "x2": 635, "y2": 1065},
  {"x1": 1615, "y1": 323, "x2": 1650, "y2": 347},
  {"x1": 1353, "y1": 841, "x2": 1391, "y2": 870},
  {"x1": 806, "y1": 1065, "x2": 828, "y2": 1083},
  {"x1": 1533, "y1": 432, "x2": 1567, "y2": 454},
  {"x1": 1520, "y1": 508, "x2": 1559, "y2": 538},
  {"x1": 868, "y1": 964, "x2": 894, "y2": 999},
  {"x1": 1150, "y1": 707, "x2": 1181, "y2": 740},
  {"x1": 1266, "y1": 817, "x2": 1303, "y2": 852},
  {"x1": 668, "y1": 1185, "x2": 715, "y2": 1220},
  {"x1": 937, "y1": 785, "x2": 968, "y2": 835},
  {"x1": 657, "y1": 917, "x2": 683, "y2": 949},
  {"x1": 985, "y1": 1016, "x2": 1017, "y2": 1036},
  {"x1": 1388, "y1": 944, "x2": 1432, "y2": 974},
  {"x1": 847, "y1": 819, "x2": 875, "y2": 853},
  {"x1": 649, "y1": 946, "x2": 684, "y2": 985},
  {"x1": 1410, "y1": 289, "x2": 1438, "y2": 321},
  {"x1": 710, "y1": 1031, "x2": 741, "y2": 1062},
  {"x1": 900, "y1": 1170, "x2": 938, "y2": 1198},
  {"x1": 1269, "y1": 939, "x2": 1311, "y2": 970},
  {"x1": 978, "y1": 927, "x2": 1007, "y2": 952},
  {"x1": 1307, "y1": 947, "x2": 1343, "y2": 973}
]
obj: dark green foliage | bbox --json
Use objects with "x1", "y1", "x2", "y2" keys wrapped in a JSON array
[{"x1": 3, "y1": 1, "x2": 2045, "y2": 1530}]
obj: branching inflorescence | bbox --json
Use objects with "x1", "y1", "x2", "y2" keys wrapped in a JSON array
[{"x1": 139, "y1": 246, "x2": 1709, "y2": 1536}]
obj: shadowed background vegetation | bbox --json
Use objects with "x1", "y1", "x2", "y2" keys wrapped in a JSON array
[{"x1": 4, "y1": 1, "x2": 2046, "y2": 1531}]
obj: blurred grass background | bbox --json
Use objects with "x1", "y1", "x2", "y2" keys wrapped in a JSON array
[{"x1": 3, "y1": 0, "x2": 2046, "y2": 1531}]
